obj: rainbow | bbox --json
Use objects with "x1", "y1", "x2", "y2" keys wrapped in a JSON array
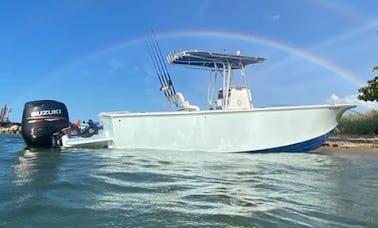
[{"x1": 59, "y1": 30, "x2": 365, "y2": 87}]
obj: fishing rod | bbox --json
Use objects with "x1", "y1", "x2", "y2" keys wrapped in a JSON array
[
  {"x1": 145, "y1": 39, "x2": 169, "y2": 99},
  {"x1": 148, "y1": 38, "x2": 172, "y2": 95},
  {"x1": 146, "y1": 33, "x2": 178, "y2": 107},
  {"x1": 151, "y1": 32, "x2": 177, "y2": 95},
  {"x1": 146, "y1": 37, "x2": 173, "y2": 98}
]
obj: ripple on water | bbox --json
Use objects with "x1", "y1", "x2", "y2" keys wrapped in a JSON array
[{"x1": 1, "y1": 135, "x2": 378, "y2": 227}]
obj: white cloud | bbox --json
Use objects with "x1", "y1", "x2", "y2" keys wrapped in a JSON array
[
  {"x1": 108, "y1": 58, "x2": 124, "y2": 73},
  {"x1": 327, "y1": 93, "x2": 378, "y2": 113},
  {"x1": 271, "y1": 14, "x2": 281, "y2": 21},
  {"x1": 80, "y1": 69, "x2": 88, "y2": 76}
]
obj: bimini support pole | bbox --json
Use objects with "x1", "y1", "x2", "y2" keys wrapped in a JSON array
[{"x1": 223, "y1": 62, "x2": 232, "y2": 110}]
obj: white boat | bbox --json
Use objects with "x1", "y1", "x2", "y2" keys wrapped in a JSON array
[{"x1": 59, "y1": 49, "x2": 355, "y2": 152}]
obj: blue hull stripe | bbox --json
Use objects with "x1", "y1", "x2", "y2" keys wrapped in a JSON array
[{"x1": 248, "y1": 130, "x2": 333, "y2": 153}]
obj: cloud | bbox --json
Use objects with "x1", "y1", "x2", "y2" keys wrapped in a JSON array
[
  {"x1": 271, "y1": 14, "x2": 281, "y2": 21},
  {"x1": 193, "y1": 1, "x2": 208, "y2": 22},
  {"x1": 80, "y1": 69, "x2": 88, "y2": 76},
  {"x1": 107, "y1": 58, "x2": 124, "y2": 73},
  {"x1": 327, "y1": 93, "x2": 378, "y2": 112}
]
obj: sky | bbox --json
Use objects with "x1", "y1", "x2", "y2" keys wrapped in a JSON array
[{"x1": 1, "y1": 0, "x2": 378, "y2": 122}]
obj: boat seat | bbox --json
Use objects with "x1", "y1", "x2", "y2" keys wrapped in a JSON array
[{"x1": 175, "y1": 92, "x2": 200, "y2": 111}]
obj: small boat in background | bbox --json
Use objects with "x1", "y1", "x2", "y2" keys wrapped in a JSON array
[
  {"x1": 0, "y1": 104, "x2": 11, "y2": 126},
  {"x1": 20, "y1": 38, "x2": 355, "y2": 152}
]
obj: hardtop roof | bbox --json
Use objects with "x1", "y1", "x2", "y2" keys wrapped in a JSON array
[{"x1": 168, "y1": 50, "x2": 266, "y2": 70}]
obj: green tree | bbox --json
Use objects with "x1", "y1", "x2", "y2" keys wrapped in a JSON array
[
  {"x1": 358, "y1": 66, "x2": 378, "y2": 101},
  {"x1": 358, "y1": 31, "x2": 378, "y2": 102}
]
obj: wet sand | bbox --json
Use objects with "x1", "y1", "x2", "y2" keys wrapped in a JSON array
[{"x1": 321, "y1": 135, "x2": 378, "y2": 152}]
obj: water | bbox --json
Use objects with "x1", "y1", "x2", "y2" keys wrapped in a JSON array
[{"x1": 1, "y1": 134, "x2": 377, "y2": 227}]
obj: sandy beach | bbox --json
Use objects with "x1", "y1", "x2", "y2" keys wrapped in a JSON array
[{"x1": 322, "y1": 135, "x2": 378, "y2": 152}]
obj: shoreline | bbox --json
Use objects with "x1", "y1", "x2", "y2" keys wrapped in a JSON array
[
  {"x1": 0, "y1": 124, "x2": 21, "y2": 134},
  {"x1": 321, "y1": 134, "x2": 378, "y2": 152}
]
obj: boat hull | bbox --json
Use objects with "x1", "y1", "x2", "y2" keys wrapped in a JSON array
[{"x1": 95, "y1": 104, "x2": 354, "y2": 153}]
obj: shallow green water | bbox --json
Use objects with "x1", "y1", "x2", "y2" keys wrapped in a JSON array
[{"x1": 1, "y1": 134, "x2": 377, "y2": 227}]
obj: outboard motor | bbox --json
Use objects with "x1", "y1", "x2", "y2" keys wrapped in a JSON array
[{"x1": 21, "y1": 100, "x2": 70, "y2": 148}]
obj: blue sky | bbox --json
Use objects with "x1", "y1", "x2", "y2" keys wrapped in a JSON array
[{"x1": 1, "y1": 0, "x2": 378, "y2": 122}]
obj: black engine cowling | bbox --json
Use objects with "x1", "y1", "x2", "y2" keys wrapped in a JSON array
[{"x1": 21, "y1": 100, "x2": 70, "y2": 148}]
